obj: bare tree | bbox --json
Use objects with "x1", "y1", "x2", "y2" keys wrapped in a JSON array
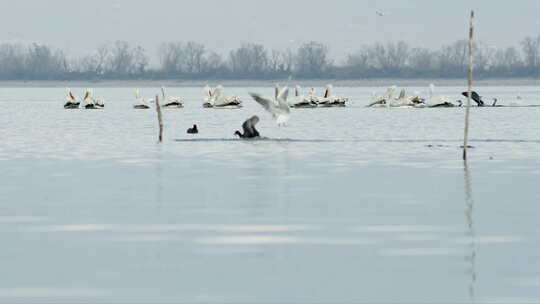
[
  {"x1": 492, "y1": 46, "x2": 522, "y2": 75},
  {"x1": 437, "y1": 40, "x2": 469, "y2": 76},
  {"x1": 25, "y1": 43, "x2": 67, "y2": 78},
  {"x1": 345, "y1": 46, "x2": 371, "y2": 76},
  {"x1": 0, "y1": 43, "x2": 26, "y2": 78},
  {"x1": 184, "y1": 41, "x2": 206, "y2": 74},
  {"x1": 521, "y1": 35, "x2": 540, "y2": 76},
  {"x1": 282, "y1": 48, "x2": 294, "y2": 73},
  {"x1": 203, "y1": 51, "x2": 223, "y2": 74},
  {"x1": 108, "y1": 41, "x2": 134, "y2": 75},
  {"x1": 295, "y1": 41, "x2": 331, "y2": 77},
  {"x1": 158, "y1": 42, "x2": 184, "y2": 74},
  {"x1": 387, "y1": 41, "x2": 410, "y2": 71},
  {"x1": 409, "y1": 47, "x2": 435, "y2": 73},
  {"x1": 131, "y1": 46, "x2": 149, "y2": 75},
  {"x1": 269, "y1": 50, "x2": 283, "y2": 73},
  {"x1": 475, "y1": 43, "x2": 496, "y2": 74},
  {"x1": 229, "y1": 43, "x2": 269, "y2": 76}
]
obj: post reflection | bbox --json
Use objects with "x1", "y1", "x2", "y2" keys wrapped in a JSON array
[
  {"x1": 464, "y1": 160, "x2": 476, "y2": 303},
  {"x1": 155, "y1": 152, "x2": 164, "y2": 210}
]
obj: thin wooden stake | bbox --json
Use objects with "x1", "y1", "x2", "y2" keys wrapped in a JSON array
[
  {"x1": 463, "y1": 10, "x2": 475, "y2": 160},
  {"x1": 156, "y1": 94, "x2": 163, "y2": 143}
]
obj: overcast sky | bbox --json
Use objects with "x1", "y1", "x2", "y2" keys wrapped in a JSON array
[{"x1": 1, "y1": 0, "x2": 539, "y2": 63}]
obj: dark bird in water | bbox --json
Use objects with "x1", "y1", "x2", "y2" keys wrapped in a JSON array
[
  {"x1": 187, "y1": 124, "x2": 198, "y2": 134},
  {"x1": 461, "y1": 91, "x2": 485, "y2": 106},
  {"x1": 234, "y1": 116, "x2": 260, "y2": 139}
]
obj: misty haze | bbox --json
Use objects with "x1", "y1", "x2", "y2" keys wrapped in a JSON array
[{"x1": 1, "y1": 0, "x2": 540, "y2": 80}]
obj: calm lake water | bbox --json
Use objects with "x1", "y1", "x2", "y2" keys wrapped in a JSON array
[{"x1": 1, "y1": 84, "x2": 539, "y2": 303}]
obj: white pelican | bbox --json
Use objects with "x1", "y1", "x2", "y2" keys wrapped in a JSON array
[
  {"x1": 63, "y1": 88, "x2": 80, "y2": 109},
  {"x1": 203, "y1": 85, "x2": 216, "y2": 108},
  {"x1": 134, "y1": 89, "x2": 150, "y2": 109},
  {"x1": 160, "y1": 87, "x2": 184, "y2": 108},
  {"x1": 83, "y1": 89, "x2": 105, "y2": 109},
  {"x1": 289, "y1": 85, "x2": 317, "y2": 108},
  {"x1": 306, "y1": 87, "x2": 319, "y2": 105},
  {"x1": 389, "y1": 89, "x2": 414, "y2": 108},
  {"x1": 427, "y1": 84, "x2": 456, "y2": 107},
  {"x1": 249, "y1": 86, "x2": 290, "y2": 125},
  {"x1": 164, "y1": 96, "x2": 184, "y2": 108},
  {"x1": 317, "y1": 84, "x2": 347, "y2": 107},
  {"x1": 367, "y1": 86, "x2": 397, "y2": 108},
  {"x1": 210, "y1": 85, "x2": 242, "y2": 109}
]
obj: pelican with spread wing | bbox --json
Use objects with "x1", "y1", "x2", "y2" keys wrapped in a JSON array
[{"x1": 203, "y1": 85, "x2": 242, "y2": 109}]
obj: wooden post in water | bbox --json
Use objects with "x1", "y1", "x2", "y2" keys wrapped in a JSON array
[
  {"x1": 156, "y1": 94, "x2": 163, "y2": 143},
  {"x1": 463, "y1": 10, "x2": 475, "y2": 160}
]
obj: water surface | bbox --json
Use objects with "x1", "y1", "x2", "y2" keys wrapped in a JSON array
[{"x1": 1, "y1": 85, "x2": 539, "y2": 303}]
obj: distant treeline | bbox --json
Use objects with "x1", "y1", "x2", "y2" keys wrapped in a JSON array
[{"x1": 1, "y1": 36, "x2": 540, "y2": 80}]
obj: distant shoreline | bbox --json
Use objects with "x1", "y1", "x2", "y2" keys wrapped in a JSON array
[{"x1": 0, "y1": 78, "x2": 539, "y2": 88}]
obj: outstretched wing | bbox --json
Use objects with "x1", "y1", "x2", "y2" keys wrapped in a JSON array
[
  {"x1": 277, "y1": 86, "x2": 289, "y2": 102},
  {"x1": 213, "y1": 85, "x2": 223, "y2": 101},
  {"x1": 276, "y1": 87, "x2": 291, "y2": 124},
  {"x1": 461, "y1": 91, "x2": 482, "y2": 104},
  {"x1": 250, "y1": 91, "x2": 290, "y2": 125},
  {"x1": 250, "y1": 92, "x2": 275, "y2": 113},
  {"x1": 384, "y1": 86, "x2": 397, "y2": 99},
  {"x1": 242, "y1": 116, "x2": 260, "y2": 138},
  {"x1": 398, "y1": 89, "x2": 406, "y2": 99}
]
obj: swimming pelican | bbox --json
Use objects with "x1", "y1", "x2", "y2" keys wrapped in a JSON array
[
  {"x1": 317, "y1": 84, "x2": 347, "y2": 107},
  {"x1": 367, "y1": 86, "x2": 397, "y2": 107},
  {"x1": 63, "y1": 88, "x2": 80, "y2": 109},
  {"x1": 390, "y1": 89, "x2": 414, "y2": 108},
  {"x1": 164, "y1": 96, "x2": 184, "y2": 108},
  {"x1": 82, "y1": 89, "x2": 97, "y2": 109},
  {"x1": 234, "y1": 116, "x2": 260, "y2": 139},
  {"x1": 134, "y1": 89, "x2": 150, "y2": 109},
  {"x1": 82, "y1": 89, "x2": 105, "y2": 109},
  {"x1": 249, "y1": 85, "x2": 291, "y2": 125},
  {"x1": 203, "y1": 85, "x2": 216, "y2": 108},
  {"x1": 160, "y1": 87, "x2": 184, "y2": 108},
  {"x1": 426, "y1": 84, "x2": 455, "y2": 107},
  {"x1": 203, "y1": 85, "x2": 242, "y2": 109},
  {"x1": 289, "y1": 85, "x2": 317, "y2": 108},
  {"x1": 213, "y1": 85, "x2": 242, "y2": 109}
]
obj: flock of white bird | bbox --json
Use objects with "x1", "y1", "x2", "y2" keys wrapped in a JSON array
[
  {"x1": 62, "y1": 84, "x2": 349, "y2": 111},
  {"x1": 61, "y1": 83, "x2": 528, "y2": 138},
  {"x1": 368, "y1": 84, "x2": 460, "y2": 108},
  {"x1": 62, "y1": 84, "x2": 351, "y2": 138}
]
